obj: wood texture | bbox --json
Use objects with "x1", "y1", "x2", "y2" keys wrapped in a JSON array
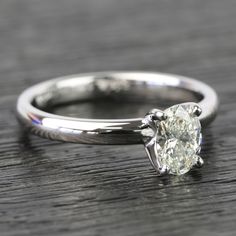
[{"x1": 1, "y1": 0, "x2": 236, "y2": 235}]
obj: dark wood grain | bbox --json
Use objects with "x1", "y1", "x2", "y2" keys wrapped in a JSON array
[{"x1": 1, "y1": 0, "x2": 236, "y2": 235}]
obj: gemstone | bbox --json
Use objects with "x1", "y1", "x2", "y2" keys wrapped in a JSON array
[{"x1": 157, "y1": 104, "x2": 202, "y2": 175}]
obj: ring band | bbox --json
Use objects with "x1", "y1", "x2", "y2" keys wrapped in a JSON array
[{"x1": 17, "y1": 71, "x2": 219, "y2": 175}]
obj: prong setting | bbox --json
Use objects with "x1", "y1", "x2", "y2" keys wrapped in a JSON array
[
  {"x1": 140, "y1": 109, "x2": 166, "y2": 130},
  {"x1": 158, "y1": 165, "x2": 170, "y2": 176},
  {"x1": 194, "y1": 156, "x2": 204, "y2": 168},
  {"x1": 142, "y1": 103, "x2": 203, "y2": 176},
  {"x1": 192, "y1": 105, "x2": 202, "y2": 117},
  {"x1": 150, "y1": 109, "x2": 167, "y2": 121}
]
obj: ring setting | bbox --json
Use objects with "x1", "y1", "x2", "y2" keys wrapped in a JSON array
[{"x1": 141, "y1": 103, "x2": 203, "y2": 176}]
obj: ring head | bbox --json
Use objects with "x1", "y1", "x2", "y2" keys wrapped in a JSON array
[{"x1": 143, "y1": 103, "x2": 203, "y2": 176}]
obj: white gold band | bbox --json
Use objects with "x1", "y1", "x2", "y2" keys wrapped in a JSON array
[{"x1": 16, "y1": 71, "x2": 218, "y2": 145}]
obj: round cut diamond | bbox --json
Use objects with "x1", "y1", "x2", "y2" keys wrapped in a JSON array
[{"x1": 157, "y1": 104, "x2": 202, "y2": 175}]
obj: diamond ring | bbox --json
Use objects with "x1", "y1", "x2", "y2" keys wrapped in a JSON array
[{"x1": 17, "y1": 72, "x2": 218, "y2": 176}]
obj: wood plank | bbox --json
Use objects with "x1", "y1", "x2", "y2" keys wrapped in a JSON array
[{"x1": 1, "y1": 0, "x2": 236, "y2": 235}]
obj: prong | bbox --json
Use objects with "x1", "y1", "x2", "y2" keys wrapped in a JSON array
[
  {"x1": 139, "y1": 123, "x2": 149, "y2": 129},
  {"x1": 192, "y1": 105, "x2": 202, "y2": 117},
  {"x1": 194, "y1": 156, "x2": 204, "y2": 168},
  {"x1": 140, "y1": 113, "x2": 154, "y2": 129},
  {"x1": 150, "y1": 109, "x2": 167, "y2": 121},
  {"x1": 141, "y1": 109, "x2": 165, "y2": 131},
  {"x1": 144, "y1": 138, "x2": 165, "y2": 175},
  {"x1": 158, "y1": 165, "x2": 170, "y2": 176}
]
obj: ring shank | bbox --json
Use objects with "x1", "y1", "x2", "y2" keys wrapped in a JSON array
[{"x1": 17, "y1": 72, "x2": 218, "y2": 144}]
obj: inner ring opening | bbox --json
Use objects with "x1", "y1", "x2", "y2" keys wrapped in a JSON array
[{"x1": 32, "y1": 74, "x2": 203, "y2": 119}]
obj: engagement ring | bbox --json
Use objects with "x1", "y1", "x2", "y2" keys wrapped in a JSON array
[{"x1": 17, "y1": 72, "x2": 218, "y2": 176}]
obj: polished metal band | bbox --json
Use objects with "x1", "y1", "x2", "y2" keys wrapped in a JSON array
[{"x1": 17, "y1": 71, "x2": 218, "y2": 144}]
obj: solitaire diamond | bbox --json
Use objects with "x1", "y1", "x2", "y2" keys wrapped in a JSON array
[{"x1": 157, "y1": 104, "x2": 202, "y2": 175}]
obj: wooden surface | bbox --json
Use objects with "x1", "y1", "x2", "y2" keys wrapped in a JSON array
[{"x1": 1, "y1": 0, "x2": 236, "y2": 235}]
